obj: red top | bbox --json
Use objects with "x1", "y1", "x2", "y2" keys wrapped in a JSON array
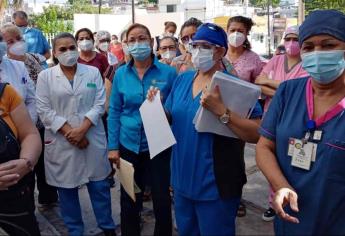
[
  {"x1": 110, "y1": 43, "x2": 125, "y2": 63},
  {"x1": 78, "y1": 52, "x2": 109, "y2": 78}
]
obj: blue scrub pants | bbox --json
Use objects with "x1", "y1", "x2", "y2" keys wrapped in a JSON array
[
  {"x1": 174, "y1": 191, "x2": 240, "y2": 236},
  {"x1": 57, "y1": 179, "x2": 116, "y2": 236}
]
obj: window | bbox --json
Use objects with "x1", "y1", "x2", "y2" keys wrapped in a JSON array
[{"x1": 167, "y1": 4, "x2": 176, "y2": 12}]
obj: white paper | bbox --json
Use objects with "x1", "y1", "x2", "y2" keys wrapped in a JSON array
[
  {"x1": 139, "y1": 92, "x2": 176, "y2": 159},
  {"x1": 115, "y1": 158, "x2": 136, "y2": 201},
  {"x1": 194, "y1": 71, "x2": 261, "y2": 138}
]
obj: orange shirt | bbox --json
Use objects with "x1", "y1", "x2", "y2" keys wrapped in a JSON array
[{"x1": 0, "y1": 85, "x2": 22, "y2": 138}]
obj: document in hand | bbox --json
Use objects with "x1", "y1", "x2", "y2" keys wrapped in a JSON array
[
  {"x1": 114, "y1": 159, "x2": 136, "y2": 201},
  {"x1": 194, "y1": 71, "x2": 261, "y2": 138},
  {"x1": 139, "y1": 92, "x2": 176, "y2": 159}
]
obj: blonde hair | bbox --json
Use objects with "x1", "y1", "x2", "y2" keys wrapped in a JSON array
[{"x1": 0, "y1": 23, "x2": 23, "y2": 40}]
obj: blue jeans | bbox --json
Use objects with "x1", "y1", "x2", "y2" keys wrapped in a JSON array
[
  {"x1": 174, "y1": 191, "x2": 240, "y2": 236},
  {"x1": 57, "y1": 179, "x2": 115, "y2": 236}
]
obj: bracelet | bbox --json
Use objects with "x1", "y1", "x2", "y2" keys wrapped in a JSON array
[{"x1": 20, "y1": 158, "x2": 34, "y2": 171}]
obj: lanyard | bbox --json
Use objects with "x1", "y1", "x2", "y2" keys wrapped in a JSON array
[{"x1": 306, "y1": 78, "x2": 345, "y2": 128}]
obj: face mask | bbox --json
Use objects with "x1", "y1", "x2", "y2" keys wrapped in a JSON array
[
  {"x1": 164, "y1": 32, "x2": 174, "y2": 37},
  {"x1": 284, "y1": 41, "x2": 300, "y2": 56},
  {"x1": 0, "y1": 42, "x2": 7, "y2": 61},
  {"x1": 78, "y1": 39, "x2": 94, "y2": 51},
  {"x1": 191, "y1": 48, "x2": 215, "y2": 72},
  {"x1": 18, "y1": 26, "x2": 27, "y2": 34},
  {"x1": 99, "y1": 42, "x2": 109, "y2": 52},
  {"x1": 161, "y1": 50, "x2": 176, "y2": 60},
  {"x1": 128, "y1": 42, "x2": 152, "y2": 61},
  {"x1": 228, "y1": 32, "x2": 246, "y2": 48},
  {"x1": 57, "y1": 50, "x2": 79, "y2": 67},
  {"x1": 9, "y1": 41, "x2": 27, "y2": 56},
  {"x1": 302, "y1": 50, "x2": 345, "y2": 84},
  {"x1": 112, "y1": 39, "x2": 118, "y2": 44},
  {"x1": 122, "y1": 44, "x2": 130, "y2": 56}
]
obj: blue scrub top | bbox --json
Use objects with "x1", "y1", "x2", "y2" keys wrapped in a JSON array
[
  {"x1": 108, "y1": 57, "x2": 177, "y2": 154},
  {"x1": 260, "y1": 77, "x2": 345, "y2": 235},
  {"x1": 165, "y1": 70, "x2": 262, "y2": 201},
  {"x1": 23, "y1": 28, "x2": 50, "y2": 55}
]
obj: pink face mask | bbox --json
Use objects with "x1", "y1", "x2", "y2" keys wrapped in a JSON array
[{"x1": 284, "y1": 41, "x2": 300, "y2": 56}]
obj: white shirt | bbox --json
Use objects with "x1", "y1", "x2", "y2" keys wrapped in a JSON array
[{"x1": 0, "y1": 57, "x2": 37, "y2": 123}]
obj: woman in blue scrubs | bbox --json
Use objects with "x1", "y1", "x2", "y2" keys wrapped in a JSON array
[
  {"x1": 256, "y1": 10, "x2": 345, "y2": 235},
  {"x1": 148, "y1": 23, "x2": 262, "y2": 236}
]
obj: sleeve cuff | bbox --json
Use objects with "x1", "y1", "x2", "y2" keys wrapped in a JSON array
[
  {"x1": 259, "y1": 127, "x2": 276, "y2": 141},
  {"x1": 51, "y1": 117, "x2": 67, "y2": 133},
  {"x1": 85, "y1": 112, "x2": 99, "y2": 126}
]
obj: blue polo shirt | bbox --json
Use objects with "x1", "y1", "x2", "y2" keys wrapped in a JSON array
[
  {"x1": 165, "y1": 70, "x2": 262, "y2": 200},
  {"x1": 260, "y1": 77, "x2": 345, "y2": 235},
  {"x1": 107, "y1": 57, "x2": 177, "y2": 154},
  {"x1": 23, "y1": 28, "x2": 50, "y2": 56}
]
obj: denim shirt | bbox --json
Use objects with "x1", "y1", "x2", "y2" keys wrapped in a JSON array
[{"x1": 107, "y1": 57, "x2": 177, "y2": 154}]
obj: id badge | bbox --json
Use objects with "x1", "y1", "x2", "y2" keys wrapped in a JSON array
[
  {"x1": 287, "y1": 138, "x2": 295, "y2": 156},
  {"x1": 313, "y1": 130, "x2": 323, "y2": 141},
  {"x1": 291, "y1": 139, "x2": 313, "y2": 170}
]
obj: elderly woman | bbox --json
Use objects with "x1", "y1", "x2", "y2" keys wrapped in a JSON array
[
  {"x1": 36, "y1": 33, "x2": 116, "y2": 236},
  {"x1": 95, "y1": 30, "x2": 118, "y2": 66},
  {"x1": 0, "y1": 83, "x2": 41, "y2": 236},
  {"x1": 158, "y1": 36, "x2": 178, "y2": 65},
  {"x1": 256, "y1": 10, "x2": 345, "y2": 235},
  {"x1": 148, "y1": 23, "x2": 262, "y2": 236},
  {"x1": 107, "y1": 23, "x2": 177, "y2": 236}
]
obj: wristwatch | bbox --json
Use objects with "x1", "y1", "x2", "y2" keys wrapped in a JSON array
[{"x1": 219, "y1": 109, "x2": 231, "y2": 124}]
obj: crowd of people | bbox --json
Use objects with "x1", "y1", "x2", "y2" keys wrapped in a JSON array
[{"x1": 0, "y1": 8, "x2": 344, "y2": 236}]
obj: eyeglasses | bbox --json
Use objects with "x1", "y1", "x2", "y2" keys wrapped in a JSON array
[
  {"x1": 180, "y1": 33, "x2": 195, "y2": 44},
  {"x1": 190, "y1": 42, "x2": 220, "y2": 52},
  {"x1": 160, "y1": 45, "x2": 177, "y2": 51},
  {"x1": 127, "y1": 37, "x2": 150, "y2": 45}
]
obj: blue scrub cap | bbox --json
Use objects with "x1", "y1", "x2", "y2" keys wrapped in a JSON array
[
  {"x1": 192, "y1": 23, "x2": 228, "y2": 53},
  {"x1": 299, "y1": 10, "x2": 345, "y2": 45}
]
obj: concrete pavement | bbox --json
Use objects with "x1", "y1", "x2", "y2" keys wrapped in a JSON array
[{"x1": 35, "y1": 144, "x2": 274, "y2": 235}]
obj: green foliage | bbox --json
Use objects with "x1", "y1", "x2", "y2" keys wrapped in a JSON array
[
  {"x1": 29, "y1": 0, "x2": 112, "y2": 34},
  {"x1": 250, "y1": 0, "x2": 281, "y2": 8},
  {"x1": 30, "y1": 5, "x2": 73, "y2": 34},
  {"x1": 305, "y1": 0, "x2": 345, "y2": 14}
]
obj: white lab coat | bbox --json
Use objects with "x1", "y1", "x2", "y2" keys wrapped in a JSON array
[
  {"x1": 36, "y1": 63, "x2": 111, "y2": 188},
  {"x1": 0, "y1": 57, "x2": 37, "y2": 123}
]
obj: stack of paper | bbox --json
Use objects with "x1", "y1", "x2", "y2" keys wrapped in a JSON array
[{"x1": 193, "y1": 71, "x2": 261, "y2": 138}]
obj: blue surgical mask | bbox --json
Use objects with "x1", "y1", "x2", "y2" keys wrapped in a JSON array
[
  {"x1": 302, "y1": 50, "x2": 345, "y2": 84},
  {"x1": 18, "y1": 26, "x2": 28, "y2": 34},
  {"x1": 0, "y1": 42, "x2": 7, "y2": 62},
  {"x1": 128, "y1": 42, "x2": 152, "y2": 61}
]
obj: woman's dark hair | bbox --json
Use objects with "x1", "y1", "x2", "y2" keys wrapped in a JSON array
[
  {"x1": 227, "y1": 16, "x2": 254, "y2": 49},
  {"x1": 164, "y1": 21, "x2": 177, "y2": 31},
  {"x1": 179, "y1": 17, "x2": 202, "y2": 36},
  {"x1": 126, "y1": 23, "x2": 152, "y2": 40},
  {"x1": 52, "y1": 32, "x2": 77, "y2": 65},
  {"x1": 74, "y1": 28, "x2": 94, "y2": 43}
]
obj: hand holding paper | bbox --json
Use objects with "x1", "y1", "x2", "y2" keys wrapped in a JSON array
[{"x1": 139, "y1": 91, "x2": 176, "y2": 159}]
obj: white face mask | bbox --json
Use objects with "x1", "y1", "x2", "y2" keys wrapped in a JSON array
[
  {"x1": 57, "y1": 50, "x2": 79, "y2": 67},
  {"x1": 161, "y1": 50, "x2": 176, "y2": 60},
  {"x1": 78, "y1": 39, "x2": 94, "y2": 51},
  {"x1": 99, "y1": 42, "x2": 109, "y2": 52},
  {"x1": 228, "y1": 32, "x2": 246, "y2": 48},
  {"x1": 191, "y1": 48, "x2": 215, "y2": 72},
  {"x1": 9, "y1": 41, "x2": 27, "y2": 56}
]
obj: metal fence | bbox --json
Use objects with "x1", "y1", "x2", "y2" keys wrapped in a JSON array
[{"x1": 43, "y1": 33, "x2": 57, "y2": 47}]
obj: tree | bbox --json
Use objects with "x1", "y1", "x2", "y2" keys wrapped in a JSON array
[
  {"x1": 30, "y1": 5, "x2": 73, "y2": 34},
  {"x1": 68, "y1": 0, "x2": 112, "y2": 14},
  {"x1": 305, "y1": 0, "x2": 345, "y2": 14},
  {"x1": 250, "y1": 0, "x2": 280, "y2": 8},
  {"x1": 0, "y1": 0, "x2": 24, "y2": 20}
]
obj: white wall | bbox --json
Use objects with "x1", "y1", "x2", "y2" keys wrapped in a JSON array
[{"x1": 73, "y1": 12, "x2": 184, "y2": 38}]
